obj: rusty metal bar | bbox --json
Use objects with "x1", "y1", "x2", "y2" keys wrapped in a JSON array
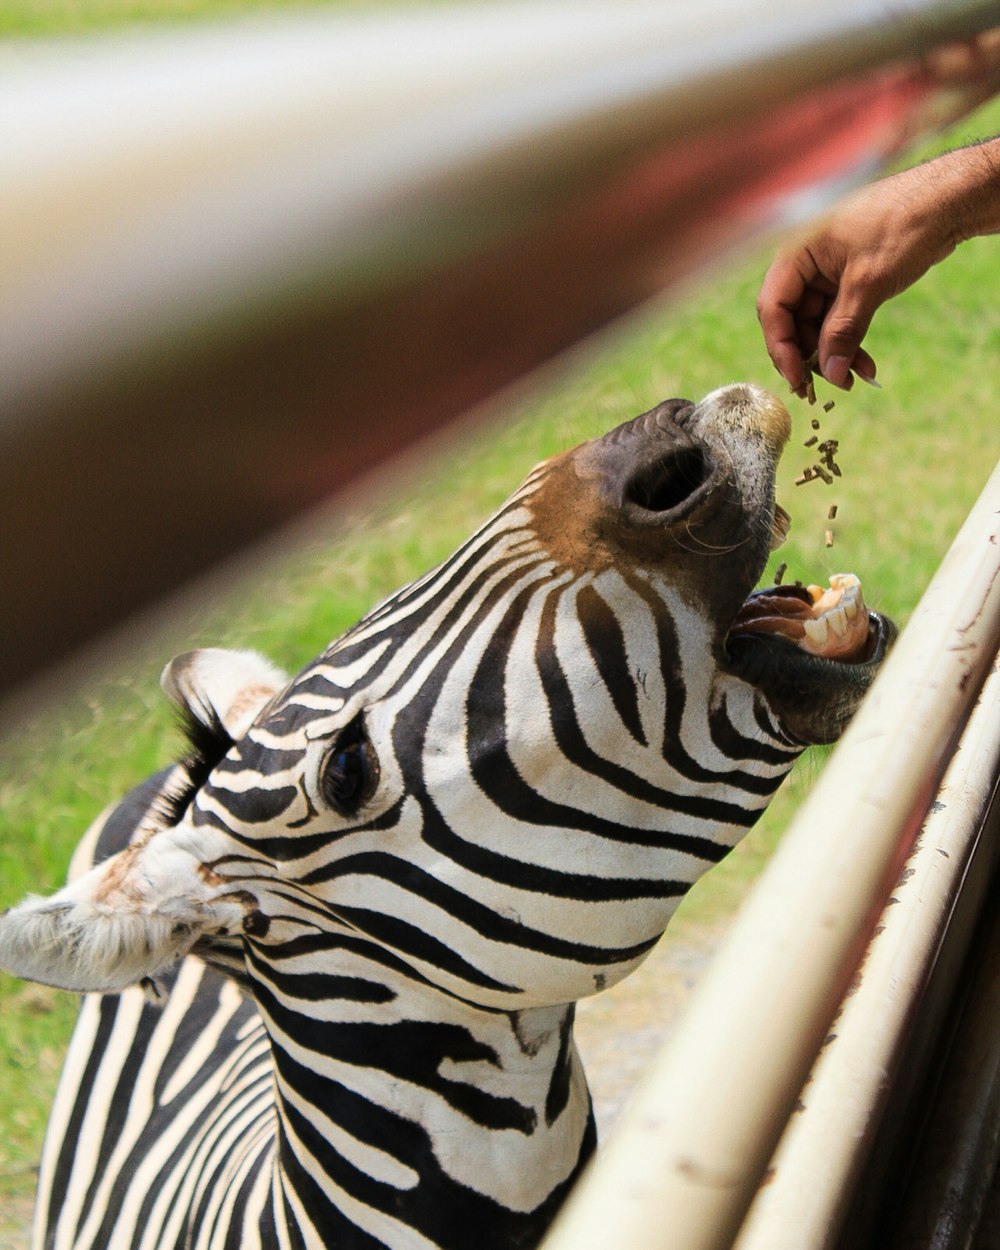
[
  {"x1": 881, "y1": 791, "x2": 1000, "y2": 1250},
  {"x1": 733, "y1": 653, "x2": 1000, "y2": 1250},
  {"x1": 3, "y1": 0, "x2": 999, "y2": 709},
  {"x1": 539, "y1": 454, "x2": 1000, "y2": 1250}
]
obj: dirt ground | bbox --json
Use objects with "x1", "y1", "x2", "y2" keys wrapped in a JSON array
[
  {"x1": 0, "y1": 1192, "x2": 34, "y2": 1250},
  {"x1": 0, "y1": 929, "x2": 718, "y2": 1248},
  {"x1": 574, "y1": 925, "x2": 720, "y2": 1136}
]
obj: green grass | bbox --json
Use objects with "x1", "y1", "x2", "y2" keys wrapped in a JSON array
[
  {"x1": 0, "y1": 0, "x2": 444, "y2": 37},
  {"x1": 2, "y1": 72, "x2": 999, "y2": 1210}
]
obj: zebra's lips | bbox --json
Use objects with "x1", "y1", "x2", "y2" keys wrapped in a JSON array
[{"x1": 728, "y1": 574, "x2": 875, "y2": 663}]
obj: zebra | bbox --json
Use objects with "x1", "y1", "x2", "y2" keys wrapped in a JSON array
[{"x1": 0, "y1": 384, "x2": 894, "y2": 1250}]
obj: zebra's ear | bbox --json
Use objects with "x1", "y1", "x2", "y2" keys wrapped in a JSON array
[
  {"x1": 161, "y1": 648, "x2": 287, "y2": 739},
  {"x1": 0, "y1": 830, "x2": 248, "y2": 993}
]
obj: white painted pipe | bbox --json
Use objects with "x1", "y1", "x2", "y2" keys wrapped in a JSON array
[
  {"x1": 540, "y1": 454, "x2": 1000, "y2": 1250},
  {"x1": 733, "y1": 653, "x2": 1000, "y2": 1250},
  {"x1": 3, "y1": 0, "x2": 995, "y2": 409}
]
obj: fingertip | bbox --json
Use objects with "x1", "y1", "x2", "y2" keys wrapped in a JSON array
[
  {"x1": 760, "y1": 334, "x2": 804, "y2": 393},
  {"x1": 853, "y1": 352, "x2": 879, "y2": 385},
  {"x1": 779, "y1": 357, "x2": 806, "y2": 393},
  {"x1": 822, "y1": 355, "x2": 853, "y2": 390}
]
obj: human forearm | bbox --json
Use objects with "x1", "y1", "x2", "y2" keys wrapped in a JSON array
[
  {"x1": 943, "y1": 135, "x2": 1000, "y2": 242},
  {"x1": 756, "y1": 135, "x2": 1000, "y2": 392}
]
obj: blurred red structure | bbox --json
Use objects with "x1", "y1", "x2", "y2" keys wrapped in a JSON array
[{"x1": 2, "y1": 5, "x2": 999, "y2": 707}]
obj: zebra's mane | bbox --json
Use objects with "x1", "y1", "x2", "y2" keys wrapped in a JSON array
[{"x1": 155, "y1": 703, "x2": 235, "y2": 828}]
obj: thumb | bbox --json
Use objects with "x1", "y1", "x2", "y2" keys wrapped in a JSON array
[{"x1": 817, "y1": 286, "x2": 882, "y2": 388}]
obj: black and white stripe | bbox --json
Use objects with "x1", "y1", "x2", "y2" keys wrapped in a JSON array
[{"x1": 7, "y1": 386, "x2": 892, "y2": 1250}]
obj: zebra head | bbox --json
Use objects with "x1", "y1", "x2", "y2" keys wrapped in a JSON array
[{"x1": 0, "y1": 384, "x2": 893, "y2": 1009}]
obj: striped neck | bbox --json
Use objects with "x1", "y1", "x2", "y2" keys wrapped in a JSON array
[{"x1": 253, "y1": 938, "x2": 597, "y2": 1249}]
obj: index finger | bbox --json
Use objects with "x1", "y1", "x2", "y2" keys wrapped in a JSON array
[{"x1": 756, "y1": 256, "x2": 812, "y2": 391}]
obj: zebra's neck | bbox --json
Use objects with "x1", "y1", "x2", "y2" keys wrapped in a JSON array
[{"x1": 251, "y1": 940, "x2": 596, "y2": 1250}]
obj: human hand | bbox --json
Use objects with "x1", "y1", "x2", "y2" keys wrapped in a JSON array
[{"x1": 756, "y1": 161, "x2": 963, "y2": 395}]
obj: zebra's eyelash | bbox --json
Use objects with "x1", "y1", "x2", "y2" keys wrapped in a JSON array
[{"x1": 155, "y1": 704, "x2": 235, "y2": 827}]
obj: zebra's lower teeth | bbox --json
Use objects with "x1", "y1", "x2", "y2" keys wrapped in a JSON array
[{"x1": 729, "y1": 573, "x2": 872, "y2": 662}]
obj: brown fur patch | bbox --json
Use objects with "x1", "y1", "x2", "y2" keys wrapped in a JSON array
[
  {"x1": 525, "y1": 455, "x2": 620, "y2": 577},
  {"x1": 524, "y1": 449, "x2": 726, "y2": 583},
  {"x1": 198, "y1": 863, "x2": 228, "y2": 887},
  {"x1": 224, "y1": 684, "x2": 280, "y2": 734},
  {"x1": 93, "y1": 845, "x2": 145, "y2": 904}
]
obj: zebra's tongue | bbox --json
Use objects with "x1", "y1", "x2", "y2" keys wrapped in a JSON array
[{"x1": 730, "y1": 573, "x2": 871, "y2": 662}]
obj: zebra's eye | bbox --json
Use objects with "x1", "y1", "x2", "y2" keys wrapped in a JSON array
[{"x1": 320, "y1": 716, "x2": 378, "y2": 816}]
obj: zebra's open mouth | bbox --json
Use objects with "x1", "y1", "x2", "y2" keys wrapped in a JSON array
[{"x1": 729, "y1": 573, "x2": 876, "y2": 664}]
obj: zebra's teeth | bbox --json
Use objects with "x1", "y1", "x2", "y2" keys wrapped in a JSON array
[
  {"x1": 826, "y1": 606, "x2": 849, "y2": 639},
  {"x1": 740, "y1": 571, "x2": 870, "y2": 660},
  {"x1": 803, "y1": 616, "x2": 829, "y2": 649}
]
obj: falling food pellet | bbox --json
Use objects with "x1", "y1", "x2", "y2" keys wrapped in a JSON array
[
  {"x1": 823, "y1": 401, "x2": 835, "y2": 413},
  {"x1": 804, "y1": 435, "x2": 818, "y2": 448},
  {"x1": 828, "y1": 504, "x2": 838, "y2": 520},
  {"x1": 825, "y1": 530, "x2": 834, "y2": 548},
  {"x1": 811, "y1": 418, "x2": 821, "y2": 430},
  {"x1": 816, "y1": 439, "x2": 842, "y2": 478},
  {"x1": 774, "y1": 562, "x2": 787, "y2": 585},
  {"x1": 801, "y1": 352, "x2": 819, "y2": 405}
]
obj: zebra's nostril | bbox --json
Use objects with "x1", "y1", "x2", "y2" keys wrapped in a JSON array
[{"x1": 625, "y1": 446, "x2": 710, "y2": 514}]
